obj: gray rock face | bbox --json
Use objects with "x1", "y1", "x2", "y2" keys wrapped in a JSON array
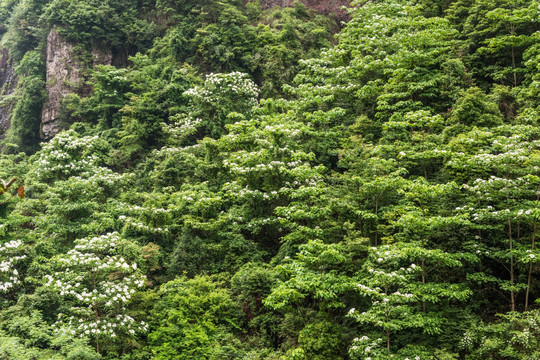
[
  {"x1": 41, "y1": 27, "x2": 112, "y2": 139},
  {"x1": 0, "y1": 48, "x2": 17, "y2": 137}
]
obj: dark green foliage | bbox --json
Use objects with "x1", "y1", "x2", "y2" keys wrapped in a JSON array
[
  {"x1": 446, "y1": 0, "x2": 540, "y2": 88},
  {"x1": 250, "y1": 3, "x2": 336, "y2": 97},
  {"x1": 449, "y1": 86, "x2": 503, "y2": 127},
  {"x1": 3, "y1": 0, "x2": 49, "y2": 62},
  {"x1": 462, "y1": 310, "x2": 540, "y2": 359},
  {"x1": 42, "y1": 0, "x2": 158, "y2": 54},
  {"x1": 3, "y1": 51, "x2": 45, "y2": 154}
]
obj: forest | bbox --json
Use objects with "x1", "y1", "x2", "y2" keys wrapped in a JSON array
[{"x1": 0, "y1": 0, "x2": 539, "y2": 358}]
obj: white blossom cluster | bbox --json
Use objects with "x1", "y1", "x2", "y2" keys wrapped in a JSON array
[
  {"x1": 33, "y1": 130, "x2": 103, "y2": 180},
  {"x1": 71, "y1": 167, "x2": 130, "y2": 188},
  {"x1": 44, "y1": 233, "x2": 146, "y2": 339},
  {"x1": 349, "y1": 335, "x2": 385, "y2": 360},
  {"x1": 184, "y1": 72, "x2": 259, "y2": 106},
  {"x1": 119, "y1": 216, "x2": 169, "y2": 234},
  {"x1": 0, "y1": 240, "x2": 25, "y2": 293},
  {"x1": 54, "y1": 312, "x2": 148, "y2": 338},
  {"x1": 460, "y1": 332, "x2": 474, "y2": 349},
  {"x1": 114, "y1": 202, "x2": 172, "y2": 235},
  {"x1": 162, "y1": 115, "x2": 202, "y2": 142},
  {"x1": 449, "y1": 134, "x2": 540, "y2": 174},
  {"x1": 224, "y1": 158, "x2": 310, "y2": 175},
  {"x1": 462, "y1": 172, "x2": 538, "y2": 223}
]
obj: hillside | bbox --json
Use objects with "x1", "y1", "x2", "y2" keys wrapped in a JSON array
[{"x1": 0, "y1": 0, "x2": 539, "y2": 359}]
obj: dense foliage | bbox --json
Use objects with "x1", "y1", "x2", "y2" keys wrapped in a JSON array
[{"x1": 0, "y1": 0, "x2": 539, "y2": 358}]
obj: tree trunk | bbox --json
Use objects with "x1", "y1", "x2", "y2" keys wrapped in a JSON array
[{"x1": 525, "y1": 220, "x2": 536, "y2": 311}]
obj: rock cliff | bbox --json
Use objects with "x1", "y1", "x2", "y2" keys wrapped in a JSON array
[
  {"x1": 41, "y1": 28, "x2": 112, "y2": 139},
  {"x1": 0, "y1": 48, "x2": 17, "y2": 137}
]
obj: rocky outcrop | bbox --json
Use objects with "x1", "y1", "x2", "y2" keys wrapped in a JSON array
[
  {"x1": 0, "y1": 48, "x2": 17, "y2": 137},
  {"x1": 257, "y1": 0, "x2": 351, "y2": 21},
  {"x1": 41, "y1": 28, "x2": 112, "y2": 139}
]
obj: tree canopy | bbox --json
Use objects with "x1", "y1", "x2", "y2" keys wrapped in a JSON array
[{"x1": 0, "y1": 0, "x2": 539, "y2": 358}]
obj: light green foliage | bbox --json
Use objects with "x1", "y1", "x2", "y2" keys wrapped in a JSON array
[
  {"x1": 266, "y1": 241, "x2": 354, "y2": 311},
  {"x1": 30, "y1": 130, "x2": 110, "y2": 182},
  {"x1": 136, "y1": 95, "x2": 331, "y2": 275},
  {"x1": 283, "y1": 0, "x2": 468, "y2": 168},
  {"x1": 349, "y1": 243, "x2": 470, "y2": 356},
  {"x1": 448, "y1": 87, "x2": 503, "y2": 128},
  {"x1": 447, "y1": 125, "x2": 540, "y2": 312},
  {"x1": 294, "y1": 320, "x2": 345, "y2": 360},
  {"x1": 0, "y1": 306, "x2": 100, "y2": 359},
  {"x1": 265, "y1": 241, "x2": 354, "y2": 359},
  {"x1": 0, "y1": 153, "x2": 27, "y2": 219},
  {"x1": 148, "y1": 275, "x2": 242, "y2": 360}
]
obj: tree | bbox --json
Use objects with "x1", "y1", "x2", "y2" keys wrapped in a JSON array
[
  {"x1": 26, "y1": 130, "x2": 129, "y2": 247},
  {"x1": 447, "y1": 0, "x2": 539, "y2": 87},
  {"x1": 182, "y1": 71, "x2": 259, "y2": 139},
  {"x1": 447, "y1": 124, "x2": 540, "y2": 312},
  {"x1": 461, "y1": 310, "x2": 540, "y2": 359},
  {"x1": 265, "y1": 240, "x2": 356, "y2": 359},
  {"x1": 148, "y1": 275, "x2": 242, "y2": 360},
  {"x1": 349, "y1": 243, "x2": 470, "y2": 357},
  {"x1": 44, "y1": 232, "x2": 147, "y2": 353}
]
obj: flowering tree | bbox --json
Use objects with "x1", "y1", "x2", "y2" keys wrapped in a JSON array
[
  {"x1": 349, "y1": 243, "x2": 470, "y2": 358},
  {"x1": 183, "y1": 71, "x2": 259, "y2": 139},
  {"x1": 265, "y1": 240, "x2": 356, "y2": 359},
  {"x1": 0, "y1": 240, "x2": 26, "y2": 294},
  {"x1": 27, "y1": 130, "x2": 129, "y2": 245},
  {"x1": 141, "y1": 92, "x2": 332, "y2": 274},
  {"x1": 31, "y1": 130, "x2": 107, "y2": 183},
  {"x1": 447, "y1": 125, "x2": 540, "y2": 311},
  {"x1": 44, "y1": 232, "x2": 147, "y2": 353}
]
